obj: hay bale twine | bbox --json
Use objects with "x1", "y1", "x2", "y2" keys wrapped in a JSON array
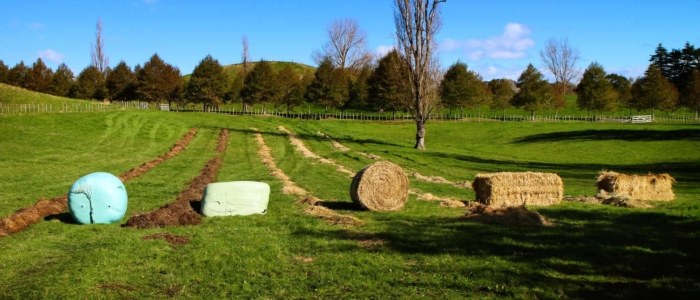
[
  {"x1": 473, "y1": 172, "x2": 563, "y2": 207},
  {"x1": 350, "y1": 161, "x2": 409, "y2": 211},
  {"x1": 596, "y1": 171, "x2": 675, "y2": 201}
]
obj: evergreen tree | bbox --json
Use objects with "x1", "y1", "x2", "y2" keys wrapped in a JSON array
[
  {"x1": 576, "y1": 62, "x2": 618, "y2": 118},
  {"x1": 347, "y1": 66, "x2": 372, "y2": 110},
  {"x1": 48, "y1": 63, "x2": 75, "y2": 97},
  {"x1": 367, "y1": 50, "x2": 410, "y2": 115},
  {"x1": 606, "y1": 73, "x2": 633, "y2": 114},
  {"x1": 307, "y1": 58, "x2": 350, "y2": 113},
  {"x1": 681, "y1": 69, "x2": 700, "y2": 120},
  {"x1": 511, "y1": 64, "x2": 551, "y2": 120},
  {"x1": 240, "y1": 60, "x2": 279, "y2": 113},
  {"x1": 136, "y1": 54, "x2": 182, "y2": 104},
  {"x1": 489, "y1": 79, "x2": 516, "y2": 120},
  {"x1": 6, "y1": 61, "x2": 29, "y2": 88},
  {"x1": 631, "y1": 65, "x2": 678, "y2": 117},
  {"x1": 105, "y1": 61, "x2": 135, "y2": 100},
  {"x1": 276, "y1": 65, "x2": 305, "y2": 113},
  {"x1": 25, "y1": 58, "x2": 54, "y2": 93},
  {"x1": 0, "y1": 60, "x2": 8, "y2": 84},
  {"x1": 186, "y1": 55, "x2": 229, "y2": 106},
  {"x1": 649, "y1": 44, "x2": 672, "y2": 79},
  {"x1": 225, "y1": 70, "x2": 245, "y2": 105},
  {"x1": 73, "y1": 65, "x2": 106, "y2": 100}
]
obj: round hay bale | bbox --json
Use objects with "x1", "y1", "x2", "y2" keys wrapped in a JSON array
[{"x1": 350, "y1": 161, "x2": 409, "y2": 211}]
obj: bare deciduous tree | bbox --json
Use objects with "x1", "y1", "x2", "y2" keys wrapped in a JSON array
[
  {"x1": 393, "y1": 0, "x2": 446, "y2": 150},
  {"x1": 540, "y1": 37, "x2": 580, "y2": 91},
  {"x1": 312, "y1": 18, "x2": 372, "y2": 71},
  {"x1": 91, "y1": 18, "x2": 109, "y2": 74},
  {"x1": 241, "y1": 35, "x2": 252, "y2": 112}
]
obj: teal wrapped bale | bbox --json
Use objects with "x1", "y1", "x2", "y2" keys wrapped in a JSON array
[
  {"x1": 201, "y1": 182, "x2": 270, "y2": 217},
  {"x1": 68, "y1": 172, "x2": 128, "y2": 224}
]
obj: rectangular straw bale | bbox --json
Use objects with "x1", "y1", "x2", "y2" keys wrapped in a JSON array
[
  {"x1": 473, "y1": 172, "x2": 563, "y2": 207},
  {"x1": 596, "y1": 171, "x2": 675, "y2": 201}
]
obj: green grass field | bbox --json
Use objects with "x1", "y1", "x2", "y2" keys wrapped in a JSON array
[{"x1": 1, "y1": 107, "x2": 699, "y2": 299}]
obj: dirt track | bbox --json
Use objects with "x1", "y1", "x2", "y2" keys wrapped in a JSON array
[
  {"x1": 0, "y1": 128, "x2": 199, "y2": 238},
  {"x1": 123, "y1": 129, "x2": 229, "y2": 229}
]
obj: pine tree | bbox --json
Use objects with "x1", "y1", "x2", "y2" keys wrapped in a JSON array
[
  {"x1": 276, "y1": 65, "x2": 305, "y2": 113},
  {"x1": 241, "y1": 60, "x2": 279, "y2": 113},
  {"x1": 367, "y1": 50, "x2": 410, "y2": 116},
  {"x1": 0, "y1": 60, "x2": 8, "y2": 84},
  {"x1": 105, "y1": 61, "x2": 135, "y2": 100},
  {"x1": 6, "y1": 61, "x2": 29, "y2": 88},
  {"x1": 306, "y1": 58, "x2": 350, "y2": 113},
  {"x1": 576, "y1": 62, "x2": 618, "y2": 118},
  {"x1": 225, "y1": 70, "x2": 245, "y2": 105},
  {"x1": 489, "y1": 79, "x2": 516, "y2": 120},
  {"x1": 631, "y1": 65, "x2": 678, "y2": 118},
  {"x1": 681, "y1": 69, "x2": 700, "y2": 120},
  {"x1": 511, "y1": 64, "x2": 551, "y2": 120},
  {"x1": 48, "y1": 63, "x2": 75, "y2": 97},
  {"x1": 25, "y1": 58, "x2": 54, "y2": 93},
  {"x1": 347, "y1": 66, "x2": 372, "y2": 110},
  {"x1": 186, "y1": 55, "x2": 230, "y2": 106},
  {"x1": 74, "y1": 65, "x2": 106, "y2": 100},
  {"x1": 136, "y1": 54, "x2": 182, "y2": 104}
]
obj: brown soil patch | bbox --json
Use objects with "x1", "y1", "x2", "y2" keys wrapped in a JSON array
[
  {"x1": 119, "y1": 128, "x2": 199, "y2": 182},
  {"x1": 124, "y1": 129, "x2": 229, "y2": 229},
  {"x1": 303, "y1": 206, "x2": 364, "y2": 227},
  {"x1": 251, "y1": 128, "x2": 307, "y2": 196},
  {"x1": 215, "y1": 129, "x2": 230, "y2": 154},
  {"x1": 278, "y1": 126, "x2": 354, "y2": 176},
  {"x1": 141, "y1": 232, "x2": 190, "y2": 247},
  {"x1": 1, "y1": 128, "x2": 200, "y2": 238},
  {"x1": 464, "y1": 202, "x2": 553, "y2": 227}
]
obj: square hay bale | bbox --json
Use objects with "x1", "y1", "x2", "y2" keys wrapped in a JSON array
[
  {"x1": 473, "y1": 172, "x2": 563, "y2": 207},
  {"x1": 596, "y1": 171, "x2": 675, "y2": 201}
]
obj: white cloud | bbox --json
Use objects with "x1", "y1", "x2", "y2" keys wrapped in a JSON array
[
  {"x1": 37, "y1": 49, "x2": 65, "y2": 63},
  {"x1": 376, "y1": 45, "x2": 395, "y2": 57},
  {"x1": 28, "y1": 21, "x2": 43, "y2": 30},
  {"x1": 474, "y1": 64, "x2": 526, "y2": 81},
  {"x1": 441, "y1": 23, "x2": 535, "y2": 61},
  {"x1": 607, "y1": 66, "x2": 646, "y2": 79}
]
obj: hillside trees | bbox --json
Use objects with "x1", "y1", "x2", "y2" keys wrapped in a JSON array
[
  {"x1": 606, "y1": 73, "x2": 633, "y2": 114},
  {"x1": 394, "y1": 0, "x2": 446, "y2": 150},
  {"x1": 511, "y1": 64, "x2": 551, "y2": 120},
  {"x1": 49, "y1": 63, "x2": 75, "y2": 97},
  {"x1": 312, "y1": 18, "x2": 372, "y2": 71},
  {"x1": 25, "y1": 58, "x2": 53, "y2": 93},
  {"x1": 136, "y1": 54, "x2": 182, "y2": 104},
  {"x1": 276, "y1": 65, "x2": 306, "y2": 113},
  {"x1": 631, "y1": 65, "x2": 678, "y2": 117},
  {"x1": 368, "y1": 50, "x2": 411, "y2": 116},
  {"x1": 186, "y1": 55, "x2": 229, "y2": 106},
  {"x1": 576, "y1": 62, "x2": 618, "y2": 118},
  {"x1": 440, "y1": 61, "x2": 488, "y2": 118},
  {"x1": 306, "y1": 58, "x2": 350, "y2": 113},
  {"x1": 105, "y1": 61, "x2": 135, "y2": 100},
  {"x1": 0, "y1": 60, "x2": 8, "y2": 83},
  {"x1": 6, "y1": 61, "x2": 28, "y2": 88},
  {"x1": 241, "y1": 60, "x2": 279, "y2": 113},
  {"x1": 649, "y1": 43, "x2": 699, "y2": 91},
  {"x1": 73, "y1": 65, "x2": 106, "y2": 100},
  {"x1": 489, "y1": 79, "x2": 516, "y2": 120},
  {"x1": 347, "y1": 66, "x2": 372, "y2": 110},
  {"x1": 225, "y1": 71, "x2": 245, "y2": 105}
]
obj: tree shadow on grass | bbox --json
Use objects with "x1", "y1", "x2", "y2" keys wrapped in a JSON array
[
  {"x1": 292, "y1": 207, "x2": 700, "y2": 298},
  {"x1": 513, "y1": 129, "x2": 700, "y2": 143}
]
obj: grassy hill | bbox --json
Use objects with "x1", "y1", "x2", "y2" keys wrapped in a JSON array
[
  {"x1": 0, "y1": 83, "x2": 85, "y2": 105},
  {"x1": 183, "y1": 61, "x2": 316, "y2": 82}
]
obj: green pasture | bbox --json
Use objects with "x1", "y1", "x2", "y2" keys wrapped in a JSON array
[{"x1": 0, "y1": 109, "x2": 699, "y2": 299}]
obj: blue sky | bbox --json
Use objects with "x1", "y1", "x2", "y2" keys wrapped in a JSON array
[{"x1": 2, "y1": 0, "x2": 699, "y2": 81}]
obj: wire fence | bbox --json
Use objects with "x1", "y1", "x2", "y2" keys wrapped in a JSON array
[{"x1": 0, "y1": 101, "x2": 151, "y2": 115}]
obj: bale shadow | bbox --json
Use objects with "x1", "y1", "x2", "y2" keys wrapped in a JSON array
[
  {"x1": 44, "y1": 212, "x2": 78, "y2": 224},
  {"x1": 317, "y1": 201, "x2": 365, "y2": 211}
]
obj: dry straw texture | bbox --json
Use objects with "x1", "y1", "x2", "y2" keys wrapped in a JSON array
[
  {"x1": 465, "y1": 202, "x2": 553, "y2": 227},
  {"x1": 303, "y1": 206, "x2": 364, "y2": 226},
  {"x1": 473, "y1": 172, "x2": 563, "y2": 207},
  {"x1": 350, "y1": 161, "x2": 410, "y2": 211},
  {"x1": 596, "y1": 171, "x2": 675, "y2": 201},
  {"x1": 278, "y1": 126, "x2": 354, "y2": 176},
  {"x1": 252, "y1": 128, "x2": 307, "y2": 196}
]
